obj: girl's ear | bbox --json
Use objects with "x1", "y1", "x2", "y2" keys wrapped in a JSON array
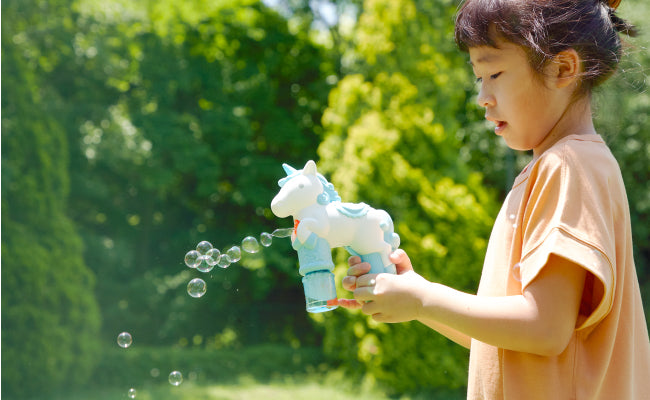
[{"x1": 551, "y1": 49, "x2": 581, "y2": 89}]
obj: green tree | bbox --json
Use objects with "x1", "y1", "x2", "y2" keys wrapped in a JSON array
[
  {"x1": 315, "y1": 0, "x2": 498, "y2": 394},
  {"x1": 1, "y1": 1, "x2": 101, "y2": 397},
  {"x1": 47, "y1": 0, "x2": 338, "y2": 347}
]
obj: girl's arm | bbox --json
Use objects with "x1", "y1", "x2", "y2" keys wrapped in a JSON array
[{"x1": 348, "y1": 251, "x2": 586, "y2": 357}]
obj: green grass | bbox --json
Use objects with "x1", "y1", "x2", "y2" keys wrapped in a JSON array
[
  {"x1": 43, "y1": 345, "x2": 465, "y2": 400},
  {"x1": 59, "y1": 370, "x2": 399, "y2": 400}
]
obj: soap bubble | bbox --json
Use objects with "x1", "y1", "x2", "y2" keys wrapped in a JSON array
[
  {"x1": 226, "y1": 246, "x2": 241, "y2": 263},
  {"x1": 184, "y1": 250, "x2": 201, "y2": 268},
  {"x1": 196, "y1": 241, "x2": 213, "y2": 255},
  {"x1": 260, "y1": 232, "x2": 272, "y2": 247},
  {"x1": 117, "y1": 332, "x2": 133, "y2": 348},
  {"x1": 242, "y1": 236, "x2": 260, "y2": 253},
  {"x1": 206, "y1": 248, "x2": 221, "y2": 264},
  {"x1": 187, "y1": 278, "x2": 206, "y2": 298},
  {"x1": 196, "y1": 255, "x2": 214, "y2": 273},
  {"x1": 169, "y1": 371, "x2": 183, "y2": 386},
  {"x1": 128, "y1": 388, "x2": 136, "y2": 398},
  {"x1": 217, "y1": 255, "x2": 231, "y2": 269},
  {"x1": 272, "y1": 228, "x2": 293, "y2": 238}
]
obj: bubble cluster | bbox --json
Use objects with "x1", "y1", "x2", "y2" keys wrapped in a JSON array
[
  {"x1": 183, "y1": 227, "x2": 292, "y2": 298},
  {"x1": 169, "y1": 370, "x2": 183, "y2": 386},
  {"x1": 187, "y1": 278, "x2": 207, "y2": 298},
  {"x1": 117, "y1": 332, "x2": 133, "y2": 348}
]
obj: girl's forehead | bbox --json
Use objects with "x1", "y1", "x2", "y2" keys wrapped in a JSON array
[{"x1": 469, "y1": 41, "x2": 525, "y2": 66}]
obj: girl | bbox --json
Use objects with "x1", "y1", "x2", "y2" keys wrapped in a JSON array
[{"x1": 338, "y1": 0, "x2": 650, "y2": 398}]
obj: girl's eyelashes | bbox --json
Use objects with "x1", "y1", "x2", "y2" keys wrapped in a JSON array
[{"x1": 475, "y1": 72, "x2": 503, "y2": 83}]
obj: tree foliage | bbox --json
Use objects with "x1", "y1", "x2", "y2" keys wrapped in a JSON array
[{"x1": 1, "y1": 1, "x2": 101, "y2": 396}]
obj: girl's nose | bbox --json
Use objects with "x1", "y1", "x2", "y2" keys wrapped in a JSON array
[{"x1": 476, "y1": 86, "x2": 495, "y2": 108}]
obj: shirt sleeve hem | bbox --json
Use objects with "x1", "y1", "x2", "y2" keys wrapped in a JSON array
[{"x1": 519, "y1": 227, "x2": 615, "y2": 331}]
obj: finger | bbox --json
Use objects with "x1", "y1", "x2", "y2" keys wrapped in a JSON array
[
  {"x1": 357, "y1": 273, "x2": 378, "y2": 288},
  {"x1": 361, "y1": 299, "x2": 379, "y2": 315},
  {"x1": 353, "y1": 286, "x2": 375, "y2": 303},
  {"x1": 347, "y1": 255, "x2": 362, "y2": 266},
  {"x1": 390, "y1": 249, "x2": 414, "y2": 274},
  {"x1": 346, "y1": 262, "x2": 371, "y2": 277},
  {"x1": 342, "y1": 275, "x2": 357, "y2": 291},
  {"x1": 337, "y1": 298, "x2": 362, "y2": 309}
]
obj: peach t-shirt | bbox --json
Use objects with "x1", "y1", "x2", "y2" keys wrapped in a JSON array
[{"x1": 467, "y1": 134, "x2": 650, "y2": 399}]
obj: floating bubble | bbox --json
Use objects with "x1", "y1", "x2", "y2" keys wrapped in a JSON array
[
  {"x1": 227, "y1": 246, "x2": 241, "y2": 263},
  {"x1": 169, "y1": 370, "x2": 183, "y2": 386},
  {"x1": 242, "y1": 236, "x2": 260, "y2": 253},
  {"x1": 206, "y1": 248, "x2": 221, "y2": 265},
  {"x1": 196, "y1": 255, "x2": 214, "y2": 273},
  {"x1": 196, "y1": 241, "x2": 213, "y2": 255},
  {"x1": 187, "y1": 278, "x2": 207, "y2": 298},
  {"x1": 128, "y1": 388, "x2": 136, "y2": 398},
  {"x1": 272, "y1": 228, "x2": 293, "y2": 238},
  {"x1": 260, "y1": 232, "x2": 272, "y2": 247},
  {"x1": 184, "y1": 250, "x2": 201, "y2": 268},
  {"x1": 217, "y1": 254, "x2": 231, "y2": 269},
  {"x1": 117, "y1": 332, "x2": 133, "y2": 348}
]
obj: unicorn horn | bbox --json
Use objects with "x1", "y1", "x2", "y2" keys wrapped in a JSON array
[{"x1": 282, "y1": 163, "x2": 297, "y2": 176}]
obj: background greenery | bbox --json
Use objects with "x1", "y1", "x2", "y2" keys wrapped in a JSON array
[{"x1": 2, "y1": 0, "x2": 648, "y2": 398}]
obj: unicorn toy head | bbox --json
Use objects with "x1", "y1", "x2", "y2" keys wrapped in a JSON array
[{"x1": 271, "y1": 160, "x2": 400, "y2": 313}]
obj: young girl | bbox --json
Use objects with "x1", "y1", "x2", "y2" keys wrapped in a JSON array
[{"x1": 338, "y1": 0, "x2": 650, "y2": 398}]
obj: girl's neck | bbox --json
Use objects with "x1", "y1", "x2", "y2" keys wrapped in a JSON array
[{"x1": 532, "y1": 96, "x2": 596, "y2": 162}]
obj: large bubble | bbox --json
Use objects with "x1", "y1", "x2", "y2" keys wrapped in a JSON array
[{"x1": 187, "y1": 278, "x2": 207, "y2": 298}]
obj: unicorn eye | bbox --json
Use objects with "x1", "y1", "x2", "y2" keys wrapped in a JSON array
[{"x1": 299, "y1": 183, "x2": 305, "y2": 189}]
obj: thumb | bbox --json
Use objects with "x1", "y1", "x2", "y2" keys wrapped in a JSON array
[{"x1": 389, "y1": 249, "x2": 414, "y2": 274}]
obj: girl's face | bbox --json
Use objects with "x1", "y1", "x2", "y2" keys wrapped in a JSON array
[{"x1": 469, "y1": 38, "x2": 576, "y2": 155}]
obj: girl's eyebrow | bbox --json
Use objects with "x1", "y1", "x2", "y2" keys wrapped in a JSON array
[{"x1": 469, "y1": 54, "x2": 499, "y2": 66}]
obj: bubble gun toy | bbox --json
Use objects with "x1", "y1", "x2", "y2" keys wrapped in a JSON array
[{"x1": 271, "y1": 160, "x2": 400, "y2": 313}]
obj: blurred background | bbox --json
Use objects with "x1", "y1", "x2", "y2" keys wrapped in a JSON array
[{"x1": 2, "y1": 0, "x2": 648, "y2": 398}]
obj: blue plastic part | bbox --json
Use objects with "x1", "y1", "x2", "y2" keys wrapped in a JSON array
[
  {"x1": 344, "y1": 248, "x2": 395, "y2": 274},
  {"x1": 302, "y1": 270, "x2": 338, "y2": 313},
  {"x1": 293, "y1": 233, "x2": 335, "y2": 276}
]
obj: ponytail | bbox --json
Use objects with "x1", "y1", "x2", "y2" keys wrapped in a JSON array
[{"x1": 606, "y1": 6, "x2": 638, "y2": 37}]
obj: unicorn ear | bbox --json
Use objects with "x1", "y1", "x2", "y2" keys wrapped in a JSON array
[
  {"x1": 282, "y1": 163, "x2": 297, "y2": 176},
  {"x1": 302, "y1": 160, "x2": 317, "y2": 176}
]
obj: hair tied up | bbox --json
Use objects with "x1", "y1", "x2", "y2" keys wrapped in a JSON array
[
  {"x1": 606, "y1": 0, "x2": 622, "y2": 10},
  {"x1": 607, "y1": 5, "x2": 638, "y2": 37}
]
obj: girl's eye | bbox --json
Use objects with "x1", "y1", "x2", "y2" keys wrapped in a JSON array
[{"x1": 476, "y1": 72, "x2": 502, "y2": 83}]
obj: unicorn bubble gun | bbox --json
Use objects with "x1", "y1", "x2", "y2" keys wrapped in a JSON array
[{"x1": 271, "y1": 160, "x2": 400, "y2": 313}]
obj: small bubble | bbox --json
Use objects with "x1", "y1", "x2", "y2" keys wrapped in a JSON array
[
  {"x1": 196, "y1": 255, "x2": 215, "y2": 273},
  {"x1": 117, "y1": 332, "x2": 133, "y2": 348},
  {"x1": 242, "y1": 236, "x2": 260, "y2": 253},
  {"x1": 150, "y1": 368, "x2": 160, "y2": 378},
  {"x1": 187, "y1": 278, "x2": 207, "y2": 298},
  {"x1": 184, "y1": 250, "x2": 201, "y2": 268},
  {"x1": 196, "y1": 241, "x2": 213, "y2": 255},
  {"x1": 260, "y1": 232, "x2": 272, "y2": 247},
  {"x1": 169, "y1": 370, "x2": 183, "y2": 386},
  {"x1": 272, "y1": 228, "x2": 293, "y2": 238},
  {"x1": 218, "y1": 255, "x2": 231, "y2": 269},
  {"x1": 227, "y1": 246, "x2": 241, "y2": 263},
  {"x1": 128, "y1": 388, "x2": 136, "y2": 398}
]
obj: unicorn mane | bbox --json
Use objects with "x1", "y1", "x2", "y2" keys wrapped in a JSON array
[{"x1": 277, "y1": 163, "x2": 341, "y2": 204}]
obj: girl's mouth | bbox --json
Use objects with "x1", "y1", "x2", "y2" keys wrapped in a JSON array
[{"x1": 494, "y1": 120, "x2": 507, "y2": 135}]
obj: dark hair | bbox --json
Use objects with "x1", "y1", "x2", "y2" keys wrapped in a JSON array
[{"x1": 455, "y1": 0, "x2": 637, "y2": 95}]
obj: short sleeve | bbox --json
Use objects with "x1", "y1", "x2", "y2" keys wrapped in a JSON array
[{"x1": 517, "y1": 142, "x2": 617, "y2": 331}]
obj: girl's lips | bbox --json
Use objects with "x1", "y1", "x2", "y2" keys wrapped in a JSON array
[{"x1": 494, "y1": 120, "x2": 507, "y2": 135}]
